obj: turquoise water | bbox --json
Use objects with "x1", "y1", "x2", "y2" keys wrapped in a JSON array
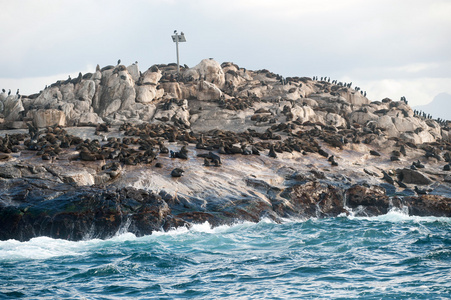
[{"x1": 1, "y1": 209, "x2": 450, "y2": 299}]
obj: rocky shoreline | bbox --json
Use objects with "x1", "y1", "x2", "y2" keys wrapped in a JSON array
[{"x1": 1, "y1": 59, "x2": 450, "y2": 241}]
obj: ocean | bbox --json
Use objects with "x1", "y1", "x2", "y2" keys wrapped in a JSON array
[{"x1": 1, "y1": 209, "x2": 450, "y2": 299}]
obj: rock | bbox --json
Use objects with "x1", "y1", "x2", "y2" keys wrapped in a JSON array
[
  {"x1": 350, "y1": 111, "x2": 378, "y2": 124},
  {"x1": 62, "y1": 170, "x2": 95, "y2": 186},
  {"x1": 196, "y1": 81, "x2": 223, "y2": 101},
  {"x1": 183, "y1": 59, "x2": 225, "y2": 89},
  {"x1": 403, "y1": 195, "x2": 451, "y2": 217},
  {"x1": 0, "y1": 186, "x2": 175, "y2": 241},
  {"x1": 127, "y1": 64, "x2": 140, "y2": 82},
  {"x1": 3, "y1": 96, "x2": 24, "y2": 122},
  {"x1": 78, "y1": 112, "x2": 103, "y2": 125},
  {"x1": 345, "y1": 185, "x2": 391, "y2": 216},
  {"x1": 282, "y1": 181, "x2": 345, "y2": 217},
  {"x1": 398, "y1": 168, "x2": 432, "y2": 185},
  {"x1": 32, "y1": 109, "x2": 66, "y2": 128},
  {"x1": 0, "y1": 165, "x2": 21, "y2": 179},
  {"x1": 136, "y1": 85, "x2": 164, "y2": 104}
]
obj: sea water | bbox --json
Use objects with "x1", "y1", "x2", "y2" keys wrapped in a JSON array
[{"x1": 1, "y1": 209, "x2": 450, "y2": 299}]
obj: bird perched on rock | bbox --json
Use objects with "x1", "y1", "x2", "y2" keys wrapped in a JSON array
[{"x1": 171, "y1": 168, "x2": 184, "y2": 177}]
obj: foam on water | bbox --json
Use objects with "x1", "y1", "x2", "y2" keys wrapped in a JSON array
[
  {"x1": 1, "y1": 212, "x2": 450, "y2": 299},
  {"x1": 349, "y1": 206, "x2": 451, "y2": 223},
  {"x1": 1, "y1": 211, "x2": 450, "y2": 262}
]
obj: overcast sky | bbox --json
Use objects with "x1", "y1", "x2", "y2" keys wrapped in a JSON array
[{"x1": 1, "y1": 0, "x2": 450, "y2": 107}]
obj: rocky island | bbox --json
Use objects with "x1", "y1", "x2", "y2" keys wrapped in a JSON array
[{"x1": 1, "y1": 59, "x2": 450, "y2": 241}]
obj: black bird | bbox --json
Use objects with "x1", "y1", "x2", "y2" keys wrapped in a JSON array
[
  {"x1": 117, "y1": 59, "x2": 121, "y2": 65},
  {"x1": 8, "y1": 89, "x2": 11, "y2": 95}
]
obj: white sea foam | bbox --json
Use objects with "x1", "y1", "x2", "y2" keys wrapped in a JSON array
[
  {"x1": 2, "y1": 213, "x2": 449, "y2": 261},
  {"x1": 350, "y1": 206, "x2": 451, "y2": 223},
  {"x1": 0, "y1": 237, "x2": 84, "y2": 261}
]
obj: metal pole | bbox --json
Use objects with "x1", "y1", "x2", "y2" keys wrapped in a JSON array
[{"x1": 176, "y1": 34, "x2": 180, "y2": 76}]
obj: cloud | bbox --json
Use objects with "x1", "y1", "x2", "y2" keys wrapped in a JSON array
[{"x1": 0, "y1": 0, "x2": 450, "y2": 105}]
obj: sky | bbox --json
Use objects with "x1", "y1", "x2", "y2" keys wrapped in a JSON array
[{"x1": 1, "y1": 0, "x2": 450, "y2": 108}]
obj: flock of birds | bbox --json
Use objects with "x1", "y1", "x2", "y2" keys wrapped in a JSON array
[{"x1": 312, "y1": 76, "x2": 367, "y2": 97}]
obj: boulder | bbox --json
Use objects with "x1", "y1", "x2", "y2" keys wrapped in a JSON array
[
  {"x1": 282, "y1": 181, "x2": 345, "y2": 217},
  {"x1": 136, "y1": 85, "x2": 164, "y2": 103},
  {"x1": 350, "y1": 111, "x2": 378, "y2": 124},
  {"x1": 3, "y1": 96, "x2": 24, "y2": 122},
  {"x1": 95, "y1": 69, "x2": 136, "y2": 117},
  {"x1": 345, "y1": 185, "x2": 392, "y2": 216},
  {"x1": 183, "y1": 59, "x2": 225, "y2": 89},
  {"x1": 196, "y1": 81, "x2": 222, "y2": 101},
  {"x1": 398, "y1": 168, "x2": 433, "y2": 185},
  {"x1": 75, "y1": 80, "x2": 96, "y2": 103},
  {"x1": 291, "y1": 105, "x2": 317, "y2": 123},
  {"x1": 127, "y1": 64, "x2": 140, "y2": 82},
  {"x1": 141, "y1": 68, "x2": 162, "y2": 85},
  {"x1": 32, "y1": 109, "x2": 66, "y2": 127}
]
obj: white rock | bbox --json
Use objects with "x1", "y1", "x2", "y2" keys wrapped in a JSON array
[
  {"x1": 32, "y1": 109, "x2": 66, "y2": 128},
  {"x1": 197, "y1": 81, "x2": 222, "y2": 101},
  {"x1": 75, "y1": 80, "x2": 96, "y2": 103},
  {"x1": 142, "y1": 69, "x2": 162, "y2": 84},
  {"x1": 33, "y1": 87, "x2": 62, "y2": 108},
  {"x1": 350, "y1": 111, "x2": 378, "y2": 124},
  {"x1": 136, "y1": 85, "x2": 164, "y2": 103},
  {"x1": 184, "y1": 59, "x2": 225, "y2": 89},
  {"x1": 103, "y1": 99, "x2": 122, "y2": 117},
  {"x1": 60, "y1": 83, "x2": 75, "y2": 101},
  {"x1": 127, "y1": 64, "x2": 140, "y2": 82},
  {"x1": 291, "y1": 105, "x2": 317, "y2": 123},
  {"x1": 3, "y1": 96, "x2": 24, "y2": 122},
  {"x1": 78, "y1": 112, "x2": 103, "y2": 125}
]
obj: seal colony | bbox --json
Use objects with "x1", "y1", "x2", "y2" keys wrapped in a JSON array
[{"x1": 0, "y1": 58, "x2": 450, "y2": 241}]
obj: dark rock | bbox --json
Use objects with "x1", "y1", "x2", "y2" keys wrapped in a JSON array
[
  {"x1": 398, "y1": 168, "x2": 432, "y2": 185},
  {"x1": 280, "y1": 181, "x2": 345, "y2": 218},
  {"x1": 0, "y1": 165, "x2": 21, "y2": 179},
  {"x1": 403, "y1": 195, "x2": 451, "y2": 217},
  {"x1": 345, "y1": 185, "x2": 391, "y2": 216}
]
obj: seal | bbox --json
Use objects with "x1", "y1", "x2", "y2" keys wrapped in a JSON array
[
  {"x1": 171, "y1": 168, "x2": 184, "y2": 177},
  {"x1": 268, "y1": 144, "x2": 277, "y2": 158}
]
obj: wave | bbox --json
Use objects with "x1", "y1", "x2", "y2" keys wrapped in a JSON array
[
  {"x1": 1, "y1": 211, "x2": 449, "y2": 262},
  {"x1": 345, "y1": 206, "x2": 451, "y2": 223}
]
